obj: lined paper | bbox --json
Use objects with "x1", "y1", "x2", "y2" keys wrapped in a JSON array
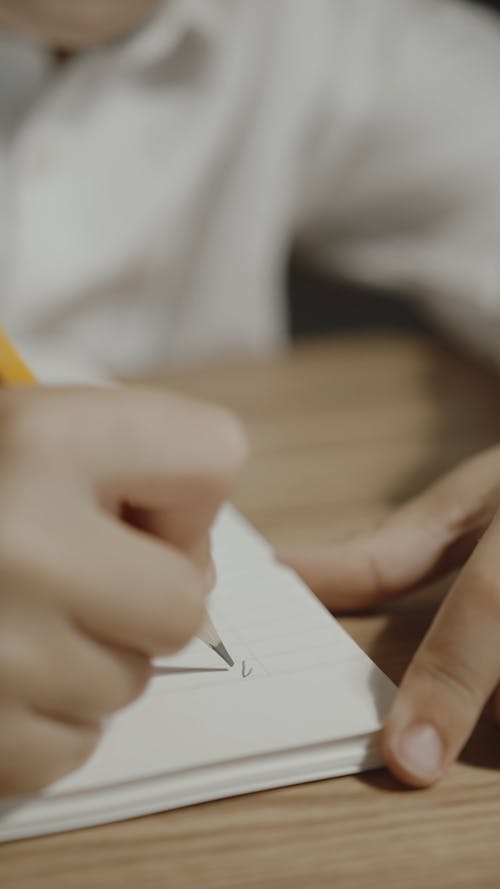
[
  {"x1": 153, "y1": 506, "x2": 359, "y2": 692},
  {"x1": 0, "y1": 507, "x2": 395, "y2": 841},
  {"x1": 153, "y1": 563, "x2": 358, "y2": 693}
]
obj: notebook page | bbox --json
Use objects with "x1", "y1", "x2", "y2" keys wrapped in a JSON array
[
  {"x1": 39, "y1": 507, "x2": 394, "y2": 795},
  {"x1": 154, "y1": 505, "x2": 359, "y2": 686}
]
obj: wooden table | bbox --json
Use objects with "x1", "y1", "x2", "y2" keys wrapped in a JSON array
[{"x1": 1, "y1": 333, "x2": 499, "y2": 888}]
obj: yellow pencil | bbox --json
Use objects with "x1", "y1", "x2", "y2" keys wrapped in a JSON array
[
  {"x1": 0, "y1": 328, "x2": 234, "y2": 668},
  {"x1": 0, "y1": 329, "x2": 37, "y2": 385}
]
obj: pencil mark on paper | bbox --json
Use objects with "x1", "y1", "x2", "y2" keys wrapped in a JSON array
[{"x1": 241, "y1": 660, "x2": 253, "y2": 679}]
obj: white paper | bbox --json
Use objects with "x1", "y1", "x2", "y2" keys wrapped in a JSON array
[{"x1": 0, "y1": 507, "x2": 395, "y2": 841}]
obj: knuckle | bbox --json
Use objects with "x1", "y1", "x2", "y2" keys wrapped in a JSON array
[
  {"x1": 0, "y1": 625, "x2": 38, "y2": 696},
  {"x1": 428, "y1": 471, "x2": 496, "y2": 545},
  {"x1": 413, "y1": 650, "x2": 483, "y2": 710},
  {"x1": 0, "y1": 519, "x2": 63, "y2": 600},
  {"x1": 423, "y1": 479, "x2": 477, "y2": 546},
  {"x1": 0, "y1": 391, "x2": 54, "y2": 461},
  {"x1": 363, "y1": 539, "x2": 394, "y2": 599}
]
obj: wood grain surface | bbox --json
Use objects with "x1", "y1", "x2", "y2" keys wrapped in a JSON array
[{"x1": 1, "y1": 333, "x2": 499, "y2": 889}]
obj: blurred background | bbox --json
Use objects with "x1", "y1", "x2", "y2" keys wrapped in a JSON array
[{"x1": 288, "y1": 0, "x2": 500, "y2": 340}]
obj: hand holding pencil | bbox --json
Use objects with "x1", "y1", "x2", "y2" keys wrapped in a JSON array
[
  {"x1": 0, "y1": 330, "x2": 238, "y2": 667},
  {"x1": 0, "y1": 335, "x2": 245, "y2": 796}
]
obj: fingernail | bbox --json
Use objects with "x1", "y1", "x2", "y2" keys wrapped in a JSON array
[{"x1": 396, "y1": 723, "x2": 444, "y2": 783}]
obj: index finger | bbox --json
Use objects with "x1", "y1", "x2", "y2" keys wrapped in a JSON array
[
  {"x1": 14, "y1": 386, "x2": 248, "y2": 557},
  {"x1": 382, "y1": 512, "x2": 500, "y2": 787}
]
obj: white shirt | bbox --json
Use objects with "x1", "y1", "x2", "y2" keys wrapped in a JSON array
[{"x1": 1, "y1": 0, "x2": 500, "y2": 381}]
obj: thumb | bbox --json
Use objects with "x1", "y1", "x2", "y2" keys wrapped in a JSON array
[
  {"x1": 279, "y1": 448, "x2": 500, "y2": 610},
  {"x1": 278, "y1": 519, "x2": 446, "y2": 611}
]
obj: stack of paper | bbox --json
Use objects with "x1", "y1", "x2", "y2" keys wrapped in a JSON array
[{"x1": 0, "y1": 507, "x2": 395, "y2": 841}]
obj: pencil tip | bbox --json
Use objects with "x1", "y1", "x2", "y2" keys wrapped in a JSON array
[{"x1": 210, "y1": 641, "x2": 235, "y2": 668}]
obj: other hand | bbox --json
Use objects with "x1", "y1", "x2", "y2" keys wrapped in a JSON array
[{"x1": 281, "y1": 447, "x2": 500, "y2": 787}]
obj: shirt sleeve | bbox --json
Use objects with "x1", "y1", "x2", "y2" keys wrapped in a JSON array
[{"x1": 297, "y1": 0, "x2": 500, "y2": 364}]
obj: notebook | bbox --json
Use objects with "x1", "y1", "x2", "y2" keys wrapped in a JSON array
[{"x1": 0, "y1": 507, "x2": 395, "y2": 842}]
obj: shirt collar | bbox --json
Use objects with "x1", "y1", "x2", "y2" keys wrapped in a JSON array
[
  {"x1": 118, "y1": 0, "x2": 225, "y2": 69},
  {"x1": 0, "y1": 1, "x2": 225, "y2": 136}
]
